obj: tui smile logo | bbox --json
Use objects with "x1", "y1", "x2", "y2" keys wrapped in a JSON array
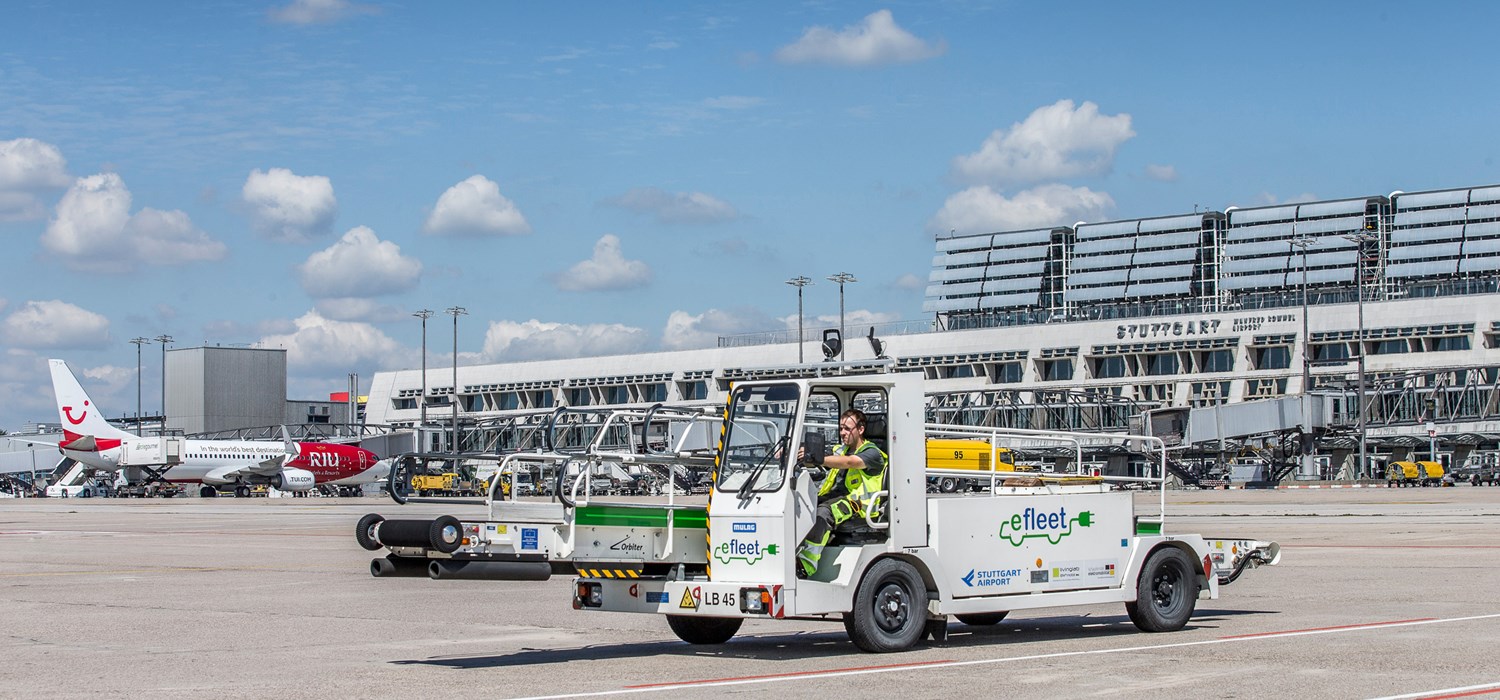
[
  {"x1": 998, "y1": 507, "x2": 1094, "y2": 546},
  {"x1": 63, "y1": 401, "x2": 89, "y2": 425}
]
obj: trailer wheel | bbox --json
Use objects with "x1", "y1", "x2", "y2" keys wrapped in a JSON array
[
  {"x1": 955, "y1": 611, "x2": 1008, "y2": 626},
  {"x1": 427, "y1": 515, "x2": 463, "y2": 554},
  {"x1": 845, "y1": 558, "x2": 928, "y2": 652},
  {"x1": 666, "y1": 615, "x2": 742, "y2": 645},
  {"x1": 938, "y1": 477, "x2": 959, "y2": 493},
  {"x1": 1125, "y1": 547, "x2": 1198, "y2": 633},
  {"x1": 355, "y1": 513, "x2": 385, "y2": 551}
]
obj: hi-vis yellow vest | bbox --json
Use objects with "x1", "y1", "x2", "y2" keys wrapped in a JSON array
[{"x1": 817, "y1": 440, "x2": 888, "y2": 510}]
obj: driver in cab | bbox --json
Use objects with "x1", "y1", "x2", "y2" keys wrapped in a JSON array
[{"x1": 795, "y1": 408, "x2": 887, "y2": 578}]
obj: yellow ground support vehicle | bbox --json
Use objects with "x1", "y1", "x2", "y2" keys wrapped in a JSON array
[
  {"x1": 410, "y1": 473, "x2": 483, "y2": 497},
  {"x1": 1386, "y1": 461, "x2": 1444, "y2": 487},
  {"x1": 926, "y1": 439, "x2": 1024, "y2": 493}
]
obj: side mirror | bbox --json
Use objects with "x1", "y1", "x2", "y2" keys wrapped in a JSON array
[{"x1": 802, "y1": 432, "x2": 825, "y2": 464}]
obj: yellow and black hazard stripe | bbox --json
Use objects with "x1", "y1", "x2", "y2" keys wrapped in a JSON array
[
  {"x1": 575, "y1": 567, "x2": 641, "y2": 579},
  {"x1": 705, "y1": 388, "x2": 730, "y2": 580}
]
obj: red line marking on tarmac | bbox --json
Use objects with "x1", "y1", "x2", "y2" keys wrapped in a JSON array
[
  {"x1": 1219, "y1": 618, "x2": 1436, "y2": 640},
  {"x1": 623, "y1": 659, "x2": 956, "y2": 689},
  {"x1": 1421, "y1": 688, "x2": 1500, "y2": 699},
  {"x1": 1370, "y1": 682, "x2": 1500, "y2": 700},
  {"x1": 514, "y1": 613, "x2": 1500, "y2": 700}
]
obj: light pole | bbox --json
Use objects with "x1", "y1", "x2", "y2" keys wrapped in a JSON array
[
  {"x1": 826, "y1": 272, "x2": 857, "y2": 361},
  {"x1": 413, "y1": 309, "x2": 433, "y2": 429},
  {"x1": 1341, "y1": 231, "x2": 1376, "y2": 480},
  {"x1": 445, "y1": 306, "x2": 466, "y2": 453},
  {"x1": 1288, "y1": 236, "x2": 1313, "y2": 477},
  {"x1": 130, "y1": 337, "x2": 149, "y2": 435},
  {"x1": 786, "y1": 276, "x2": 812, "y2": 363},
  {"x1": 154, "y1": 334, "x2": 172, "y2": 432}
]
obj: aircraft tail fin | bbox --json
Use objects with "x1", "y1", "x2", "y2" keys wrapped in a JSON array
[
  {"x1": 49, "y1": 359, "x2": 135, "y2": 441},
  {"x1": 280, "y1": 425, "x2": 299, "y2": 457}
]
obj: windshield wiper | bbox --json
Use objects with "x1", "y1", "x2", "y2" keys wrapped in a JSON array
[{"x1": 737, "y1": 435, "x2": 789, "y2": 500}]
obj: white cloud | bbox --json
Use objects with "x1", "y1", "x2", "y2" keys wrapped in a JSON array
[
  {"x1": 125, "y1": 208, "x2": 230, "y2": 264},
  {"x1": 0, "y1": 300, "x2": 111, "y2": 349},
  {"x1": 268, "y1": 0, "x2": 377, "y2": 25},
  {"x1": 1247, "y1": 191, "x2": 1320, "y2": 207},
  {"x1": 42, "y1": 173, "x2": 226, "y2": 272},
  {"x1": 893, "y1": 273, "x2": 924, "y2": 290},
  {"x1": 1144, "y1": 164, "x2": 1178, "y2": 182},
  {"x1": 242, "y1": 168, "x2": 338, "y2": 243},
  {"x1": 928, "y1": 184, "x2": 1115, "y2": 236},
  {"x1": 775, "y1": 10, "x2": 945, "y2": 66},
  {"x1": 254, "y1": 310, "x2": 407, "y2": 373},
  {"x1": 312, "y1": 299, "x2": 410, "y2": 323},
  {"x1": 555, "y1": 234, "x2": 652, "y2": 292},
  {"x1": 813, "y1": 309, "x2": 900, "y2": 329},
  {"x1": 702, "y1": 96, "x2": 764, "y2": 110},
  {"x1": 422, "y1": 175, "x2": 532, "y2": 237},
  {"x1": 482, "y1": 319, "x2": 649, "y2": 362},
  {"x1": 0, "y1": 138, "x2": 70, "y2": 222},
  {"x1": 298, "y1": 226, "x2": 422, "y2": 299},
  {"x1": 605, "y1": 187, "x2": 738, "y2": 224},
  {"x1": 661, "y1": 308, "x2": 778, "y2": 351},
  {"x1": 951, "y1": 100, "x2": 1135, "y2": 187}
]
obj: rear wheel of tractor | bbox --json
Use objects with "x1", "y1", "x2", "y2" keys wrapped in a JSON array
[
  {"x1": 355, "y1": 513, "x2": 385, "y2": 551},
  {"x1": 1125, "y1": 547, "x2": 1198, "y2": 632},
  {"x1": 666, "y1": 615, "x2": 742, "y2": 645},
  {"x1": 955, "y1": 611, "x2": 1009, "y2": 626},
  {"x1": 845, "y1": 558, "x2": 928, "y2": 652}
]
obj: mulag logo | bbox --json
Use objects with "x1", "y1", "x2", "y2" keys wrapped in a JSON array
[{"x1": 732, "y1": 522, "x2": 757, "y2": 533}]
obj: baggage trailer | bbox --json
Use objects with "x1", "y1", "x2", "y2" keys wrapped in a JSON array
[{"x1": 356, "y1": 372, "x2": 1278, "y2": 652}]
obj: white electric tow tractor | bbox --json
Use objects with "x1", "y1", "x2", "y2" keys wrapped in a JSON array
[{"x1": 356, "y1": 372, "x2": 1279, "y2": 652}]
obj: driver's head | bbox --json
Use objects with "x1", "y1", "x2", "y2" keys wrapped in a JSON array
[{"x1": 838, "y1": 409, "x2": 866, "y2": 449}]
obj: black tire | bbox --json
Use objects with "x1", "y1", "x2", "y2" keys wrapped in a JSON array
[
  {"x1": 666, "y1": 615, "x2": 742, "y2": 645},
  {"x1": 955, "y1": 611, "x2": 1009, "y2": 626},
  {"x1": 199, "y1": 485, "x2": 217, "y2": 498},
  {"x1": 427, "y1": 515, "x2": 463, "y2": 554},
  {"x1": 1125, "y1": 547, "x2": 1199, "y2": 633},
  {"x1": 355, "y1": 513, "x2": 385, "y2": 551},
  {"x1": 938, "y1": 477, "x2": 959, "y2": 493},
  {"x1": 845, "y1": 558, "x2": 929, "y2": 652}
]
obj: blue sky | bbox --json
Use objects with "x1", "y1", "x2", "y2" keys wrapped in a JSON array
[{"x1": 2, "y1": 1, "x2": 1498, "y2": 431}]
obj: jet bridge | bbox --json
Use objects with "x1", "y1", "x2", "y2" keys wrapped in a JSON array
[{"x1": 1186, "y1": 395, "x2": 1331, "y2": 445}]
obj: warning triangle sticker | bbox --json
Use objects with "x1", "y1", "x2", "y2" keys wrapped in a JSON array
[{"x1": 679, "y1": 588, "x2": 698, "y2": 609}]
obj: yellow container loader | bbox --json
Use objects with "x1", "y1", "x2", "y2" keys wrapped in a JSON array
[{"x1": 1385, "y1": 461, "x2": 1444, "y2": 487}]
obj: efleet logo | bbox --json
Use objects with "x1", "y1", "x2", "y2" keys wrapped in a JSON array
[
  {"x1": 713, "y1": 538, "x2": 779, "y2": 564},
  {"x1": 998, "y1": 507, "x2": 1094, "y2": 546}
]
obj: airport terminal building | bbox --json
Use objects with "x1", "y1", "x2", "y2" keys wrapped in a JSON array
[{"x1": 364, "y1": 183, "x2": 1500, "y2": 480}]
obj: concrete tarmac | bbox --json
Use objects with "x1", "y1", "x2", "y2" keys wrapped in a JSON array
[{"x1": 1, "y1": 488, "x2": 1498, "y2": 699}]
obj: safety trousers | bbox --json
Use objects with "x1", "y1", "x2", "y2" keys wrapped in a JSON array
[{"x1": 796, "y1": 496, "x2": 859, "y2": 577}]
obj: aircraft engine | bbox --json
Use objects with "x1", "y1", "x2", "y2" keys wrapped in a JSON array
[{"x1": 271, "y1": 467, "x2": 316, "y2": 491}]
